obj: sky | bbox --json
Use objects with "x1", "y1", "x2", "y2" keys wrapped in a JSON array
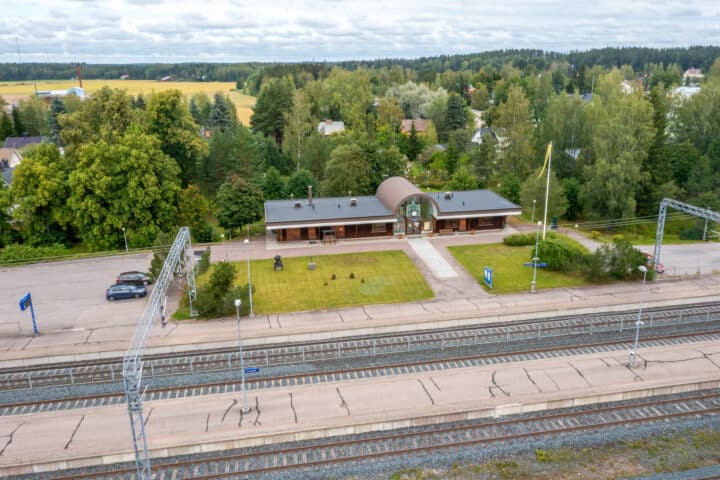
[{"x1": 2, "y1": 0, "x2": 720, "y2": 64}]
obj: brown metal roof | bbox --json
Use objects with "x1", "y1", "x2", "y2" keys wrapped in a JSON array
[{"x1": 375, "y1": 176, "x2": 438, "y2": 213}]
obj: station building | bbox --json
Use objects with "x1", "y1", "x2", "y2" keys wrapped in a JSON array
[{"x1": 264, "y1": 176, "x2": 521, "y2": 242}]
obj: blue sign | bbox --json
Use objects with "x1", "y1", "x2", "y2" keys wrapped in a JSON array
[
  {"x1": 244, "y1": 367, "x2": 259, "y2": 374},
  {"x1": 524, "y1": 262, "x2": 548, "y2": 268},
  {"x1": 18, "y1": 292, "x2": 38, "y2": 336},
  {"x1": 19, "y1": 293, "x2": 31, "y2": 311},
  {"x1": 483, "y1": 266, "x2": 493, "y2": 289}
]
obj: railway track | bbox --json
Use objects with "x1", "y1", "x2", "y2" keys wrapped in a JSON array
[
  {"x1": 2, "y1": 302, "x2": 719, "y2": 391},
  {"x1": 23, "y1": 389, "x2": 720, "y2": 480},
  {"x1": 2, "y1": 328, "x2": 720, "y2": 417}
]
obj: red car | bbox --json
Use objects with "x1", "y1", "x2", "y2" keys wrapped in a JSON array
[{"x1": 642, "y1": 252, "x2": 665, "y2": 273}]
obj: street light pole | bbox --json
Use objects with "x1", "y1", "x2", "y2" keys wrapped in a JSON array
[
  {"x1": 531, "y1": 220, "x2": 542, "y2": 294},
  {"x1": 630, "y1": 265, "x2": 648, "y2": 367},
  {"x1": 531, "y1": 199, "x2": 536, "y2": 223},
  {"x1": 235, "y1": 299, "x2": 250, "y2": 414},
  {"x1": 244, "y1": 227, "x2": 254, "y2": 318},
  {"x1": 122, "y1": 227, "x2": 128, "y2": 252}
]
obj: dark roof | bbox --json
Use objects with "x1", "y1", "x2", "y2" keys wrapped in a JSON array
[
  {"x1": 265, "y1": 196, "x2": 393, "y2": 226},
  {"x1": 428, "y1": 190, "x2": 521, "y2": 216},
  {"x1": 3, "y1": 136, "x2": 46, "y2": 149}
]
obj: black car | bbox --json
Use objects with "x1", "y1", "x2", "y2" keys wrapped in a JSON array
[
  {"x1": 106, "y1": 283, "x2": 147, "y2": 301},
  {"x1": 116, "y1": 271, "x2": 151, "y2": 286}
]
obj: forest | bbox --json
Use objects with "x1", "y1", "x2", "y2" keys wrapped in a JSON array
[{"x1": 1, "y1": 46, "x2": 719, "y2": 255}]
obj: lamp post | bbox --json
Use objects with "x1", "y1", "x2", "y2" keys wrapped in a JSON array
[
  {"x1": 531, "y1": 199, "x2": 536, "y2": 223},
  {"x1": 244, "y1": 228, "x2": 254, "y2": 318},
  {"x1": 531, "y1": 220, "x2": 542, "y2": 293},
  {"x1": 630, "y1": 265, "x2": 648, "y2": 367},
  {"x1": 122, "y1": 227, "x2": 128, "y2": 252},
  {"x1": 235, "y1": 299, "x2": 251, "y2": 414}
]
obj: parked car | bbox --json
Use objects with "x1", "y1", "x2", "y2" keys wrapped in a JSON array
[
  {"x1": 116, "y1": 271, "x2": 151, "y2": 286},
  {"x1": 106, "y1": 283, "x2": 147, "y2": 301},
  {"x1": 642, "y1": 252, "x2": 665, "y2": 274}
]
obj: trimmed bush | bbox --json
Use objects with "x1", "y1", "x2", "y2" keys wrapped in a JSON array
[
  {"x1": 503, "y1": 233, "x2": 536, "y2": 246},
  {"x1": 534, "y1": 235, "x2": 589, "y2": 271}
]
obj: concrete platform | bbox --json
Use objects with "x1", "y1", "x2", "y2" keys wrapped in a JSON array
[
  {"x1": 2, "y1": 273, "x2": 719, "y2": 369},
  {"x1": 1, "y1": 340, "x2": 719, "y2": 475},
  {"x1": 2, "y1": 231, "x2": 720, "y2": 368}
]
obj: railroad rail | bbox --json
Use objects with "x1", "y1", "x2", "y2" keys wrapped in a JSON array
[
  {"x1": 2, "y1": 302, "x2": 719, "y2": 392},
  {"x1": 2, "y1": 328, "x2": 719, "y2": 417},
  {"x1": 19, "y1": 389, "x2": 720, "y2": 480}
]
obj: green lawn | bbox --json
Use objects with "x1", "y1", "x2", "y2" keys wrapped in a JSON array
[
  {"x1": 219, "y1": 250, "x2": 433, "y2": 313},
  {"x1": 449, "y1": 244, "x2": 590, "y2": 294}
]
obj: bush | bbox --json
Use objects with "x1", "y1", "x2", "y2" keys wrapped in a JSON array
[
  {"x1": 193, "y1": 223, "x2": 214, "y2": 243},
  {"x1": 534, "y1": 235, "x2": 589, "y2": 271},
  {"x1": 679, "y1": 223, "x2": 704, "y2": 240},
  {"x1": 195, "y1": 261, "x2": 237, "y2": 318},
  {"x1": 582, "y1": 238, "x2": 649, "y2": 281},
  {"x1": 0, "y1": 243, "x2": 68, "y2": 265},
  {"x1": 503, "y1": 233, "x2": 536, "y2": 246}
]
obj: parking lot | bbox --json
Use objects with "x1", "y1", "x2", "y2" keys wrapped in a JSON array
[{"x1": 1, "y1": 253, "x2": 153, "y2": 340}]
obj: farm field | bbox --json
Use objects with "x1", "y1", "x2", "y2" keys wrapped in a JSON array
[{"x1": 0, "y1": 79, "x2": 256, "y2": 125}]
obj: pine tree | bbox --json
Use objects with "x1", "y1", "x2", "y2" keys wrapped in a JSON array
[
  {"x1": 0, "y1": 112, "x2": 13, "y2": 142},
  {"x1": 11, "y1": 106, "x2": 24, "y2": 136},
  {"x1": 48, "y1": 97, "x2": 66, "y2": 146}
]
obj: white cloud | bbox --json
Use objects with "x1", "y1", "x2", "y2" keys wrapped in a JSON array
[{"x1": 1, "y1": 0, "x2": 719, "y2": 63}]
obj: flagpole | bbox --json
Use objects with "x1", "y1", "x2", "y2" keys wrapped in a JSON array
[{"x1": 542, "y1": 142, "x2": 552, "y2": 239}]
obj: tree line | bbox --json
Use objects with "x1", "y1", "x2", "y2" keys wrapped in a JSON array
[
  {"x1": 2, "y1": 46, "x2": 719, "y2": 87},
  {"x1": 2, "y1": 50, "x2": 720, "y2": 253}
]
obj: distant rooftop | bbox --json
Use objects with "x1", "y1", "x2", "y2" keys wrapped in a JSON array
[
  {"x1": 3, "y1": 136, "x2": 46, "y2": 149},
  {"x1": 317, "y1": 120, "x2": 345, "y2": 136}
]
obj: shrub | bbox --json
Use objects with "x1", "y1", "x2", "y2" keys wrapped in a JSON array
[
  {"x1": 0, "y1": 243, "x2": 67, "y2": 265},
  {"x1": 534, "y1": 235, "x2": 589, "y2": 271},
  {"x1": 582, "y1": 238, "x2": 649, "y2": 281},
  {"x1": 195, "y1": 261, "x2": 238, "y2": 318},
  {"x1": 503, "y1": 233, "x2": 536, "y2": 246}
]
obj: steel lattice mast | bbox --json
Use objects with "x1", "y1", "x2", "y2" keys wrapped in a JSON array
[
  {"x1": 654, "y1": 199, "x2": 720, "y2": 270},
  {"x1": 123, "y1": 227, "x2": 197, "y2": 479}
]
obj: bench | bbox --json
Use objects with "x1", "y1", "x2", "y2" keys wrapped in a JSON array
[{"x1": 439, "y1": 228, "x2": 454, "y2": 235}]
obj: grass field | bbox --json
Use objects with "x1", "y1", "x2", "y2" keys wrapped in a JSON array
[
  {"x1": 202, "y1": 250, "x2": 433, "y2": 314},
  {"x1": 449, "y1": 243, "x2": 590, "y2": 294},
  {"x1": 0, "y1": 79, "x2": 256, "y2": 125}
]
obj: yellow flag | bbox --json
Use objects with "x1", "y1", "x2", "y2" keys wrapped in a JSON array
[{"x1": 537, "y1": 142, "x2": 552, "y2": 179}]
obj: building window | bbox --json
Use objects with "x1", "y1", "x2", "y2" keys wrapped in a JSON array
[
  {"x1": 371, "y1": 223, "x2": 386, "y2": 233},
  {"x1": 445, "y1": 219, "x2": 460, "y2": 229}
]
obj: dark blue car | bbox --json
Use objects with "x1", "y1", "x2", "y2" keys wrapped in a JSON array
[{"x1": 106, "y1": 283, "x2": 147, "y2": 301}]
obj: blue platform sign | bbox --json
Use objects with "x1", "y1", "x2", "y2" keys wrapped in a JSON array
[
  {"x1": 244, "y1": 367, "x2": 259, "y2": 374},
  {"x1": 18, "y1": 292, "x2": 39, "y2": 336},
  {"x1": 523, "y1": 262, "x2": 548, "y2": 268},
  {"x1": 483, "y1": 266, "x2": 493, "y2": 289}
]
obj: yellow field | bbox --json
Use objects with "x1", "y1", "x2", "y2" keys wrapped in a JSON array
[{"x1": 0, "y1": 79, "x2": 256, "y2": 125}]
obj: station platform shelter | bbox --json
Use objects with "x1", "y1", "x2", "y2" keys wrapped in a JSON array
[{"x1": 264, "y1": 177, "x2": 521, "y2": 243}]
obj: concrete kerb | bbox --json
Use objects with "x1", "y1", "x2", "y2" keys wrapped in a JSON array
[
  {"x1": 2, "y1": 294, "x2": 716, "y2": 370},
  {"x1": 11, "y1": 378, "x2": 720, "y2": 476}
]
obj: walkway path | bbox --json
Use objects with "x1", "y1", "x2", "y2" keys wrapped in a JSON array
[{"x1": 407, "y1": 237, "x2": 457, "y2": 279}]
